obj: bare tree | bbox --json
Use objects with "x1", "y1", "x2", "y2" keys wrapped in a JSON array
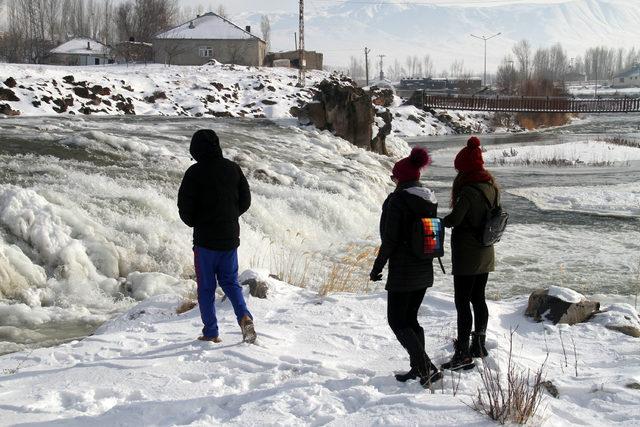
[
  {"x1": 423, "y1": 54, "x2": 434, "y2": 78},
  {"x1": 512, "y1": 39, "x2": 532, "y2": 80},
  {"x1": 496, "y1": 55, "x2": 518, "y2": 94},
  {"x1": 349, "y1": 55, "x2": 364, "y2": 80},
  {"x1": 216, "y1": 4, "x2": 227, "y2": 18},
  {"x1": 260, "y1": 15, "x2": 271, "y2": 52},
  {"x1": 449, "y1": 59, "x2": 465, "y2": 78}
]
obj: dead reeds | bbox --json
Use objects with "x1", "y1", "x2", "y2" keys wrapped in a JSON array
[{"x1": 472, "y1": 328, "x2": 546, "y2": 424}]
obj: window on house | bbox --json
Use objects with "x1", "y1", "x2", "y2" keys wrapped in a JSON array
[
  {"x1": 620, "y1": 78, "x2": 624, "y2": 83},
  {"x1": 199, "y1": 46, "x2": 213, "y2": 58}
]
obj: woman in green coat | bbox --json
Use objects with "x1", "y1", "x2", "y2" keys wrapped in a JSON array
[{"x1": 442, "y1": 136, "x2": 499, "y2": 371}]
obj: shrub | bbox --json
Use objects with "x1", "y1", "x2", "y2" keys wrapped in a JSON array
[{"x1": 472, "y1": 329, "x2": 546, "y2": 424}]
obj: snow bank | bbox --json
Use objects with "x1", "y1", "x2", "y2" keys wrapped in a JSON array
[
  {"x1": 484, "y1": 140, "x2": 640, "y2": 166},
  {"x1": 0, "y1": 278, "x2": 638, "y2": 425},
  {"x1": 510, "y1": 182, "x2": 640, "y2": 217}
]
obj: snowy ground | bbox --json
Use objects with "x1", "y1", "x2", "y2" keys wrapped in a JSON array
[
  {"x1": 482, "y1": 140, "x2": 640, "y2": 166},
  {"x1": 510, "y1": 182, "x2": 640, "y2": 218},
  {"x1": 0, "y1": 275, "x2": 638, "y2": 426}
]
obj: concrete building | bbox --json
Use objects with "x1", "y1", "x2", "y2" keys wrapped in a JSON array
[
  {"x1": 154, "y1": 12, "x2": 266, "y2": 66},
  {"x1": 612, "y1": 64, "x2": 640, "y2": 88},
  {"x1": 265, "y1": 50, "x2": 324, "y2": 70},
  {"x1": 49, "y1": 38, "x2": 112, "y2": 66}
]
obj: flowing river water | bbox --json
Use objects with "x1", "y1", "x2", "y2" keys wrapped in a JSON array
[{"x1": 0, "y1": 114, "x2": 639, "y2": 355}]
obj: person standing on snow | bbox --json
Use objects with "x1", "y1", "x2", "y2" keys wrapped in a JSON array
[
  {"x1": 178, "y1": 129, "x2": 256, "y2": 344},
  {"x1": 369, "y1": 147, "x2": 442, "y2": 387},
  {"x1": 441, "y1": 136, "x2": 498, "y2": 371}
]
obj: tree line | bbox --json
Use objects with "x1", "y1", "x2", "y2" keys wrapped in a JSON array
[
  {"x1": 347, "y1": 41, "x2": 640, "y2": 88},
  {"x1": 0, "y1": 0, "x2": 272, "y2": 64},
  {"x1": 496, "y1": 40, "x2": 640, "y2": 95}
]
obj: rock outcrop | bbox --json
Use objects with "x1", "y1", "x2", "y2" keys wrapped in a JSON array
[
  {"x1": 525, "y1": 287, "x2": 600, "y2": 325},
  {"x1": 293, "y1": 78, "x2": 391, "y2": 155}
]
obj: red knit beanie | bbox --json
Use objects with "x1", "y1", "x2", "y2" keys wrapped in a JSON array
[
  {"x1": 392, "y1": 147, "x2": 431, "y2": 183},
  {"x1": 454, "y1": 136, "x2": 485, "y2": 173}
]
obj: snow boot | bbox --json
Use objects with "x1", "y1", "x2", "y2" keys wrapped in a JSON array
[
  {"x1": 394, "y1": 326, "x2": 427, "y2": 381},
  {"x1": 240, "y1": 315, "x2": 257, "y2": 344},
  {"x1": 441, "y1": 339, "x2": 475, "y2": 371},
  {"x1": 419, "y1": 362, "x2": 443, "y2": 388},
  {"x1": 470, "y1": 332, "x2": 488, "y2": 358},
  {"x1": 395, "y1": 367, "x2": 419, "y2": 382},
  {"x1": 198, "y1": 335, "x2": 222, "y2": 343}
]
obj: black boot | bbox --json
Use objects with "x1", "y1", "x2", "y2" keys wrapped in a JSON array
[
  {"x1": 441, "y1": 339, "x2": 475, "y2": 371},
  {"x1": 419, "y1": 362, "x2": 443, "y2": 388},
  {"x1": 470, "y1": 332, "x2": 488, "y2": 358},
  {"x1": 395, "y1": 367, "x2": 419, "y2": 382},
  {"x1": 393, "y1": 328, "x2": 441, "y2": 385}
]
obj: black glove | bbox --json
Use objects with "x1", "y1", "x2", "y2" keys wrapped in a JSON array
[{"x1": 369, "y1": 270, "x2": 383, "y2": 282}]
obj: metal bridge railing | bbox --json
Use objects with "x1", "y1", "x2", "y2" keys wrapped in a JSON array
[{"x1": 416, "y1": 91, "x2": 640, "y2": 113}]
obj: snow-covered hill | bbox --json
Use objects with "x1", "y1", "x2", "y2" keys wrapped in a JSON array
[
  {"x1": 0, "y1": 276, "x2": 638, "y2": 425},
  {"x1": 0, "y1": 62, "x2": 497, "y2": 136},
  {"x1": 242, "y1": 0, "x2": 640, "y2": 71}
]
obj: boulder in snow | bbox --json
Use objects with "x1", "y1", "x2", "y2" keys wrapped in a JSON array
[
  {"x1": 0, "y1": 88, "x2": 19, "y2": 102},
  {"x1": 3, "y1": 77, "x2": 17, "y2": 88},
  {"x1": 525, "y1": 286, "x2": 600, "y2": 325},
  {"x1": 591, "y1": 303, "x2": 640, "y2": 338},
  {"x1": 242, "y1": 278, "x2": 269, "y2": 299},
  {"x1": 0, "y1": 103, "x2": 20, "y2": 116}
]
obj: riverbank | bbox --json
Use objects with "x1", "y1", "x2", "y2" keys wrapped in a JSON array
[
  {"x1": 0, "y1": 277, "x2": 638, "y2": 426},
  {"x1": 0, "y1": 62, "x2": 520, "y2": 137}
]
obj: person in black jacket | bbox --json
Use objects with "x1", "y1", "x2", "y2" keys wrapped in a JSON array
[
  {"x1": 370, "y1": 147, "x2": 442, "y2": 387},
  {"x1": 178, "y1": 129, "x2": 256, "y2": 344}
]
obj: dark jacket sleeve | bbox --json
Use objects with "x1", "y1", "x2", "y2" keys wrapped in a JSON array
[
  {"x1": 443, "y1": 191, "x2": 471, "y2": 228},
  {"x1": 372, "y1": 195, "x2": 403, "y2": 274},
  {"x1": 238, "y1": 165, "x2": 251, "y2": 216},
  {"x1": 178, "y1": 167, "x2": 198, "y2": 227}
]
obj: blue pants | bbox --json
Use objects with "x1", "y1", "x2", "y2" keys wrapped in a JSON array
[{"x1": 194, "y1": 246, "x2": 252, "y2": 338}]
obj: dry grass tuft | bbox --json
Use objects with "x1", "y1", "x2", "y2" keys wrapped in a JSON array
[
  {"x1": 317, "y1": 244, "x2": 379, "y2": 296},
  {"x1": 472, "y1": 329, "x2": 546, "y2": 424}
]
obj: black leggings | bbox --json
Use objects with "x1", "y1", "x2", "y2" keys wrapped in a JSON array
[
  {"x1": 388, "y1": 288, "x2": 431, "y2": 369},
  {"x1": 454, "y1": 273, "x2": 489, "y2": 345}
]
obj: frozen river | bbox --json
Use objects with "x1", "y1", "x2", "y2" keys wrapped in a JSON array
[{"x1": 0, "y1": 114, "x2": 639, "y2": 354}]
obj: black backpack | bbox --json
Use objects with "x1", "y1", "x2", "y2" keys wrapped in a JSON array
[{"x1": 470, "y1": 185, "x2": 509, "y2": 246}]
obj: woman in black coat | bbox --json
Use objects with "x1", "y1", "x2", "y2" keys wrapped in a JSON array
[
  {"x1": 442, "y1": 136, "x2": 499, "y2": 371},
  {"x1": 370, "y1": 147, "x2": 442, "y2": 387}
]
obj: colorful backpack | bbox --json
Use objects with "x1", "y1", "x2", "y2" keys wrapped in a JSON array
[{"x1": 409, "y1": 217, "x2": 446, "y2": 273}]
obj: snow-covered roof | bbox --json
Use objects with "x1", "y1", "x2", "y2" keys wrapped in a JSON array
[
  {"x1": 155, "y1": 12, "x2": 264, "y2": 42},
  {"x1": 614, "y1": 64, "x2": 640, "y2": 78},
  {"x1": 50, "y1": 38, "x2": 110, "y2": 55}
]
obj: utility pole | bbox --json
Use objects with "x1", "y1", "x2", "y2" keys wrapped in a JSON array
[
  {"x1": 378, "y1": 54, "x2": 386, "y2": 81},
  {"x1": 364, "y1": 47, "x2": 371, "y2": 86},
  {"x1": 298, "y1": 0, "x2": 306, "y2": 87},
  {"x1": 470, "y1": 32, "x2": 501, "y2": 87}
]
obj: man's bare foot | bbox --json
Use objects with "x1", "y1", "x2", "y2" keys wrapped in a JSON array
[{"x1": 197, "y1": 336, "x2": 222, "y2": 343}]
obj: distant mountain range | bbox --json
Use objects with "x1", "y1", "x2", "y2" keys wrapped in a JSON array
[{"x1": 237, "y1": 0, "x2": 640, "y2": 73}]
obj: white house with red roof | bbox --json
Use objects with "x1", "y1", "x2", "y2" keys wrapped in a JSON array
[{"x1": 153, "y1": 12, "x2": 266, "y2": 66}]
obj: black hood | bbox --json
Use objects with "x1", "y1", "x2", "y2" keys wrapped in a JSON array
[{"x1": 190, "y1": 129, "x2": 223, "y2": 162}]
